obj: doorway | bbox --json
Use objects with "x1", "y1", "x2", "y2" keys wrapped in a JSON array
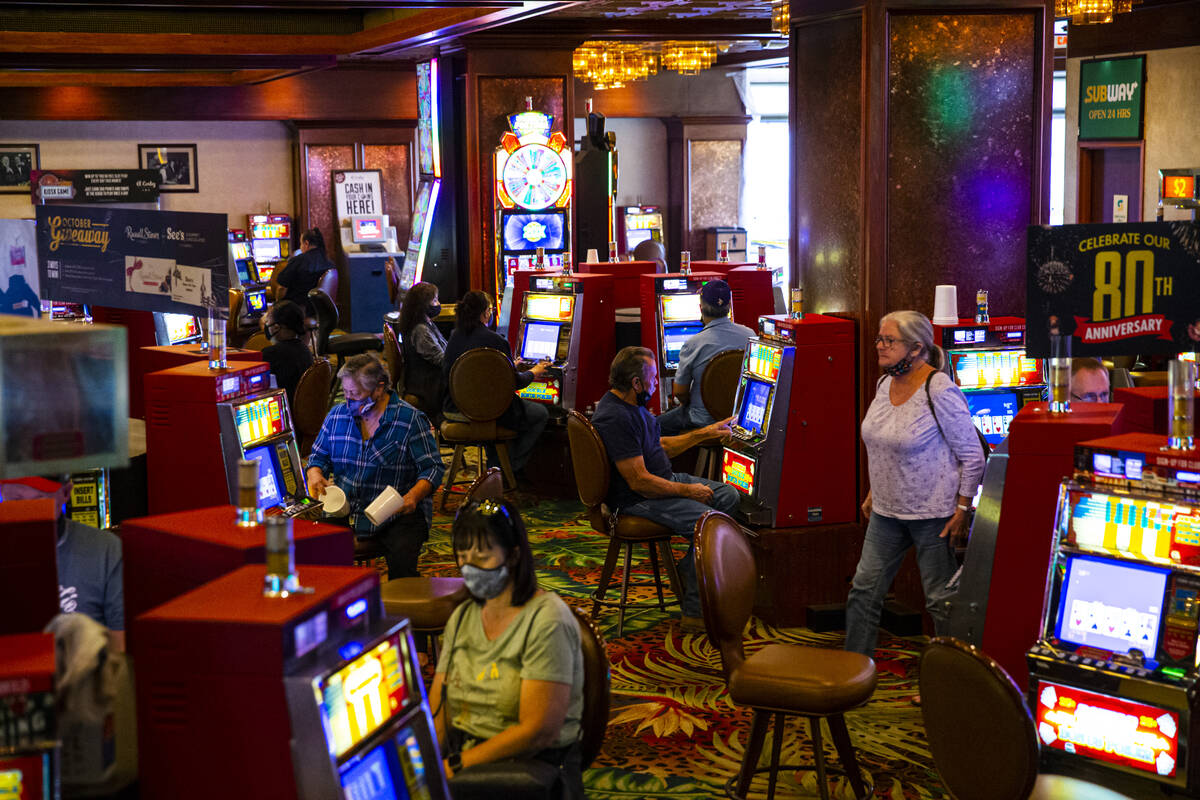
[{"x1": 1077, "y1": 141, "x2": 1144, "y2": 223}]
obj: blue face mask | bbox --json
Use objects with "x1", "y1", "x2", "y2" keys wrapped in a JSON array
[
  {"x1": 460, "y1": 563, "x2": 510, "y2": 600},
  {"x1": 347, "y1": 397, "x2": 376, "y2": 417}
]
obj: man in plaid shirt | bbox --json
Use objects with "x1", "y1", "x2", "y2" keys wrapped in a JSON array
[{"x1": 307, "y1": 354, "x2": 444, "y2": 578}]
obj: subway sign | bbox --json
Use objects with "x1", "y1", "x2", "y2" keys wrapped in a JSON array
[{"x1": 1079, "y1": 55, "x2": 1145, "y2": 140}]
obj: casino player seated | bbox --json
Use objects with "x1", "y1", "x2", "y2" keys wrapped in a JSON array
[
  {"x1": 261, "y1": 300, "x2": 314, "y2": 407},
  {"x1": 657, "y1": 279, "x2": 754, "y2": 437},
  {"x1": 591, "y1": 346, "x2": 740, "y2": 631},
  {"x1": 1070, "y1": 357, "x2": 1111, "y2": 404}
]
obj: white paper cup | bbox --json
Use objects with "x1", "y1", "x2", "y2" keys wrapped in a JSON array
[
  {"x1": 320, "y1": 485, "x2": 347, "y2": 516},
  {"x1": 365, "y1": 486, "x2": 404, "y2": 526},
  {"x1": 585, "y1": 248, "x2": 600, "y2": 264},
  {"x1": 932, "y1": 284, "x2": 959, "y2": 325}
]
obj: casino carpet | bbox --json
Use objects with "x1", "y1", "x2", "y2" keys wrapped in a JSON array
[{"x1": 419, "y1": 482, "x2": 950, "y2": 799}]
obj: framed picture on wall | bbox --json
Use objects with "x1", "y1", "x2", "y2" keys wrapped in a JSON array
[
  {"x1": 0, "y1": 144, "x2": 40, "y2": 194},
  {"x1": 138, "y1": 143, "x2": 198, "y2": 193}
]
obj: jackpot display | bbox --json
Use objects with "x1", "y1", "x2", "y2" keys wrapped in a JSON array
[
  {"x1": 494, "y1": 108, "x2": 573, "y2": 287},
  {"x1": 720, "y1": 314, "x2": 857, "y2": 527},
  {"x1": 217, "y1": 388, "x2": 317, "y2": 517},
  {"x1": 1028, "y1": 433, "x2": 1200, "y2": 791}
]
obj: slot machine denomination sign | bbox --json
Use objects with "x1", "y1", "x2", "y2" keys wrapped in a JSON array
[
  {"x1": 35, "y1": 205, "x2": 228, "y2": 315},
  {"x1": 1026, "y1": 222, "x2": 1200, "y2": 358}
]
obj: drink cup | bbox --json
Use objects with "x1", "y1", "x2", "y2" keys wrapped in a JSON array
[
  {"x1": 365, "y1": 486, "x2": 404, "y2": 526},
  {"x1": 320, "y1": 485, "x2": 348, "y2": 516}
]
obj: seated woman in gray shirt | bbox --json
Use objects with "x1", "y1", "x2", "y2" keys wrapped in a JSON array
[
  {"x1": 845, "y1": 310, "x2": 985, "y2": 658},
  {"x1": 397, "y1": 281, "x2": 447, "y2": 422},
  {"x1": 430, "y1": 498, "x2": 585, "y2": 799}
]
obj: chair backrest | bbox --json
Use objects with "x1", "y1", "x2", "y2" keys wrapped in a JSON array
[
  {"x1": 571, "y1": 606, "x2": 611, "y2": 769},
  {"x1": 464, "y1": 467, "x2": 504, "y2": 502},
  {"x1": 919, "y1": 637, "x2": 1039, "y2": 800},
  {"x1": 385, "y1": 256, "x2": 400, "y2": 308},
  {"x1": 318, "y1": 267, "x2": 339, "y2": 305},
  {"x1": 565, "y1": 410, "x2": 610, "y2": 510},
  {"x1": 307, "y1": 288, "x2": 338, "y2": 356},
  {"x1": 382, "y1": 325, "x2": 403, "y2": 393},
  {"x1": 632, "y1": 239, "x2": 668, "y2": 273},
  {"x1": 447, "y1": 347, "x2": 516, "y2": 422},
  {"x1": 292, "y1": 357, "x2": 334, "y2": 458},
  {"x1": 695, "y1": 511, "x2": 755, "y2": 678},
  {"x1": 1131, "y1": 370, "x2": 1168, "y2": 387},
  {"x1": 227, "y1": 288, "x2": 245, "y2": 340},
  {"x1": 700, "y1": 348, "x2": 744, "y2": 421},
  {"x1": 241, "y1": 331, "x2": 269, "y2": 352}
]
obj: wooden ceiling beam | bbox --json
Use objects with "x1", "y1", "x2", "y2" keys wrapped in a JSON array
[{"x1": 0, "y1": 68, "x2": 298, "y2": 86}]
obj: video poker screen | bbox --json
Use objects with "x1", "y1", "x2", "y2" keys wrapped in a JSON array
[
  {"x1": 1055, "y1": 554, "x2": 1169, "y2": 658},
  {"x1": 737, "y1": 378, "x2": 772, "y2": 437},
  {"x1": 520, "y1": 321, "x2": 561, "y2": 362},
  {"x1": 501, "y1": 211, "x2": 566, "y2": 253},
  {"x1": 966, "y1": 390, "x2": 1018, "y2": 446},
  {"x1": 241, "y1": 444, "x2": 284, "y2": 508},
  {"x1": 252, "y1": 238, "x2": 281, "y2": 262},
  {"x1": 660, "y1": 293, "x2": 701, "y2": 323},
  {"x1": 337, "y1": 724, "x2": 431, "y2": 800},
  {"x1": 234, "y1": 258, "x2": 257, "y2": 284},
  {"x1": 663, "y1": 323, "x2": 702, "y2": 366}
]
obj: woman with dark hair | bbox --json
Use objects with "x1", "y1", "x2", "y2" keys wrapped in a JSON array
[
  {"x1": 430, "y1": 499, "x2": 584, "y2": 799},
  {"x1": 442, "y1": 290, "x2": 550, "y2": 473},
  {"x1": 273, "y1": 228, "x2": 333, "y2": 305},
  {"x1": 261, "y1": 299, "x2": 313, "y2": 405},
  {"x1": 397, "y1": 281, "x2": 446, "y2": 420}
]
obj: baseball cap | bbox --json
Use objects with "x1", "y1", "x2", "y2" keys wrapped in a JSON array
[{"x1": 699, "y1": 279, "x2": 731, "y2": 310}]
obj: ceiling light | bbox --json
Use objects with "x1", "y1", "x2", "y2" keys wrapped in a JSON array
[
  {"x1": 771, "y1": 0, "x2": 790, "y2": 36},
  {"x1": 660, "y1": 42, "x2": 719, "y2": 76},
  {"x1": 573, "y1": 41, "x2": 657, "y2": 90}
]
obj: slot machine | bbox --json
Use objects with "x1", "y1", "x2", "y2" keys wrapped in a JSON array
[
  {"x1": 616, "y1": 205, "x2": 664, "y2": 256},
  {"x1": 720, "y1": 314, "x2": 857, "y2": 527},
  {"x1": 639, "y1": 272, "x2": 724, "y2": 413},
  {"x1": 134, "y1": 565, "x2": 449, "y2": 800},
  {"x1": 216, "y1": 387, "x2": 318, "y2": 518},
  {"x1": 144, "y1": 360, "x2": 274, "y2": 514},
  {"x1": 692, "y1": 263, "x2": 776, "y2": 329},
  {"x1": 1028, "y1": 433, "x2": 1200, "y2": 793},
  {"x1": 248, "y1": 214, "x2": 292, "y2": 283},
  {"x1": 936, "y1": 317, "x2": 1046, "y2": 449},
  {"x1": 0, "y1": 633, "x2": 58, "y2": 800},
  {"x1": 512, "y1": 272, "x2": 615, "y2": 413}
]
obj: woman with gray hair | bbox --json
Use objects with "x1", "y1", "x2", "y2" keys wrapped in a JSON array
[
  {"x1": 844, "y1": 310, "x2": 985, "y2": 659},
  {"x1": 306, "y1": 353, "x2": 445, "y2": 578}
]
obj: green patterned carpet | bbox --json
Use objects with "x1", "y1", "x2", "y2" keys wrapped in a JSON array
[{"x1": 422, "y1": 488, "x2": 949, "y2": 799}]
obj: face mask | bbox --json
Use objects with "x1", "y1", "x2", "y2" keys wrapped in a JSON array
[
  {"x1": 427, "y1": 303, "x2": 441, "y2": 320},
  {"x1": 883, "y1": 352, "x2": 915, "y2": 377},
  {"x1": 460, "y1": 563, "x2": 510, "y2": 599},
  {"x1": 347, "y1": 393, "x2": 378, "y2": 417}
]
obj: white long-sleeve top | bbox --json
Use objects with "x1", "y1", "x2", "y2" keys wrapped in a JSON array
[{"x1": 862, "y1": 371, "x2": 986, "y2": 520}]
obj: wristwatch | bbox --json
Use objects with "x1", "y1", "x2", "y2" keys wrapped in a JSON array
[
  {"x1": 956, "y1": 503, "x2": 971, "y2": 512},
  {"x1": 447, "y1": 751, "x2": 462, "y2": 775}
]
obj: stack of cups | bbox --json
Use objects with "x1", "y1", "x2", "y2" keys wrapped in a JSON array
[
  {"x1": 932, "y1": 285, "x2": 958, "y2": 326},
  {"x1": 586, "y1": 248, "x2": 600, "y2": 264}
]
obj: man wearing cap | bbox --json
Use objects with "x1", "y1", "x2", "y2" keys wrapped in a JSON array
[{"x1": 658, "y1": 279, "x2": 755, "y2": 436}]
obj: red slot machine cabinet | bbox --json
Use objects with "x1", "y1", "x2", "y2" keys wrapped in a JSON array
[
  {"x1": 1028, "y1": 434, "x2": 1200, "y2": 794},
  {"x1": 691, "y1": 263, "x2": 776, "y2": 330},
  {"x1": 513, "y1": 272, "x2": 615, "y2": 413},
  {"x1": 90, "y1": 306, "x2": 157, "y2": 419},
  {"x1": 577, "y1": 259, "x2": 659, "y2": 310},
  {"x1": 139, "y1": 342, "x2": 262, "y2": 378},
  {"x1": 0, "y1": 632, "x2": 58, "y2": 800},
  {"x1": 720, "y1": 314, "x2": 857, "y2": 527},
  {"x1": 1115, "y1": 386, "x2": 1200, "y2": 435},
  {"x1": 639, "y1": 271, "x2": 725, "y2": 413},
  {"x1": 121, "y1": 505, "x2": 352, "y2": 649},
  {"x1": 944, "y1": 401, "x2": 1124, "y2": 689},
  {"x1": 134, "y1": 565, "x2": 449, "y2": 800},
  {"x1": 144, "y1": 360, "x2": 273, "y2": 514},
  {"x1": 0, "y1": 496, "x2": 58, "y2": 637}
]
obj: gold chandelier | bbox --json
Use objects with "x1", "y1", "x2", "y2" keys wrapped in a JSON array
[
  {"x1": 770, "y1": 0, "x2": 790, "y2": 35},
  {"x1": 659, "y1": 41, "x2": 719, "y2": 76},
  {"x1": 573, "y1": 41, "x2": 658, "y2": 89},
  {"x1": 1054, "y1": 0, "x2": 1134, "y2": 24}
]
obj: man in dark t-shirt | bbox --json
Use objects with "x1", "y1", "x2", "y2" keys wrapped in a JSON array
[{"x1": 590, "y1": 346, "x2": 740, "y2": 630}]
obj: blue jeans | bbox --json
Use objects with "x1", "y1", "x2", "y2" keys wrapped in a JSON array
[
  {"x1": 486, "y1": 398, "x2": 549, "y2": 474},
  {"x1": 619, "y1": 473, "x2": 741, "y2": 617},
  {"x1": 844, "y1": 512, "x2": 957, "y2": 656}
]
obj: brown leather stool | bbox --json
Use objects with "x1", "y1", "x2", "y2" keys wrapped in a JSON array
[
  {"x1": 566, "y1": 410, "x2": 682, "y2": 636},
  {"x1": 696, "y1": 511, "x2": 875, "y2": 800},
  {"x1": 439, "y1": 348, "x2": 519, "y2": 509}
]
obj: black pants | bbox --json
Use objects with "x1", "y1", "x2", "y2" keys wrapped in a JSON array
[{"x1": 342, "y1": 511, "x2": 429, "y2": 579}]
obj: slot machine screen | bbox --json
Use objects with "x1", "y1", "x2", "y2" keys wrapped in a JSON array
[
  {"x1": 520, "y1": 321, "x2": 561, "y2": 362},
  {"x1": 245, "y1": 289, "x2": 268, "y2": 315},
  {"x1": 317, "y1": 632, "x2": 411, "y2": 759},
  {"x1": 736, "y1": 378, "x2": 772, "y2": 437},
  {"x1": 338, "y1": 724, "x2": 432, "y2": 800},
  {"x1": 234, "y1": 393, "x2": 286, "y2": 448},
  {"x1": 525, "y1": 293, "x2": 574, "y2": 321},
  {"x1": 660, "y1": 293, "x2": 701, "y2": 323},
  {"x1": 966, "y1": 390, "x2": 1018, "y2": 446},
  {"x1": 951, "y1": 350, "x2": 1043, "y2": 389},
  {"x1": 256, "y1": 261, "x2": 276, "y2": 282},
  {"x1": 234, "y1": 258, "x2": 257, "y2": 285},
  {"x1": 1054, "y1": 554, "x2": 1168, "y2": 657},
  {"x1": 746, "y1": 341, "x2": 782, "y2": 382},
  {"x1": 501, "y1": 211, "x2": 566, "y2": 252},
  {"x1": 663, "y1": 323, "x2": 703, "y2": 366},
  {"x1": 242, "y1": 443, "x2": 284, "y2": 507},
  {"x1": 162, "y1": 313, "x2": 201, "y2": 345},
  {"x1": 230, "y1": 241, "x2": 250, "y2": 261},
  {"x1": 253, "y1": 239, "x2": 281, "y2": 262}
]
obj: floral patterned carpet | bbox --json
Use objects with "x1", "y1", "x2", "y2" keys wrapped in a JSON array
[{"x1": 422, "y1": 485, "x2": 949, "y2": 799}]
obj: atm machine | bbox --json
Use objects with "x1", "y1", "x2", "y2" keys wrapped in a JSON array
[
  {"x1": 720, "y1": 314, "x2": 857, "y2": 527},
  {"x1": 511, "y1": 272, "x2": 615, "y2": 413},
  {"x1": 134, "y1": 564, "x2": 449, "y2": 800},
  {"x1": 339, "y1": 214, "x2": 402, "y2": 332},
  {"x1": 639, "y1": 271, "x2": 724, "y2": 413}
]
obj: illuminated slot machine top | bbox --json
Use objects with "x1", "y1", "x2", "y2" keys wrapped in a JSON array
[
  {"x1": 730, "y1": 339, "x2": 784, "y2": 444},
  {"x1": 1028, "y1": 433, "x2": 1200, "y2": 792},
  {"x1": 217, "y1": 388, "x2": 317, "y2": 518},
  {"x1": 248, "y1": 213, "x2": 291, "y2": 272},
  {"x1": 156, "y1": 312, "x2": 203, "y2": 346},
  {"x1": 622, "y1": 206, "x2": 664, "y2": 254}
]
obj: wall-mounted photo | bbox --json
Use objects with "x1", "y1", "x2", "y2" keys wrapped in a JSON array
[
  {"x1": 138, "y1": 143, "x2": 198, "y2": 193},
  {"x1": 0, "y1": 144, "x2": 40, "y2": 194}
]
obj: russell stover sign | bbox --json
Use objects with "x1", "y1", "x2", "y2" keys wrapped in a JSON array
[{"x1": 1079, "y1": 55, "x2": 1145, "y2": 140}]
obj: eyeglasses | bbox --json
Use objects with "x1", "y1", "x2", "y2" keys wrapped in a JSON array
[
  {"x1": 1071, "y1": 391, "x2": 1110, "y2": 402},
  {"x1": 873, "y1": 335, "x2": 907, "y2": 348}
]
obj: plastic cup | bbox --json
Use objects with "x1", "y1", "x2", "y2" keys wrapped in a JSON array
[
  {"x1": 320, "y1": 485, "x2": 347, "y2": 516},
  {"x1": 365, "y1": 486, "x2": 404, "y2": 526},
  {"x1": 932, "y1": 285, "x2": 958, "y2": 325},
  {"x1": 586, "y1": 248, "x2": 599, "y2": 264}
]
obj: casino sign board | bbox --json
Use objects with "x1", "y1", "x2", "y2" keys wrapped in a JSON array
[{"x1": 1079, "y1": 55, "x2": 1145, "y2": 141}]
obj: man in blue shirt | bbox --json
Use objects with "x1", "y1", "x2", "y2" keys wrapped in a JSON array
[
  {"x1": 658, "y1": 279, "x2": 755, "y2": 436},
  {"x1": 307, "y1": 354, "x2": 444, "y2": 579},
  {"x1": 591, "y1": 347, "x2": 740, "y2": 631}
]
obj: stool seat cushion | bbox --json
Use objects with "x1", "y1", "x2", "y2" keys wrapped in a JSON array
[
  {"x1": 1029, "y1": 774, "x2": 1136, "y2": 800},
  {"x1": 729, "y1": 644, "x2": 877, "y2": 715},
  {"x1": 329, "y1": 333, "x2": 384, "y2": 355},
  {"x1": 381, "y1": 577, "x2": 469, "y2": 629},
  {"x1": 441, "y1": 420, "x2": 517, "y2": 441},
  {"x1": 585, "y1": 505, "x2": 674, "y2": 541}
]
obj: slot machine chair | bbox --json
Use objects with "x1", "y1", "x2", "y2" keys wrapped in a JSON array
[
  {"x1": 306, "y1": 289, "x2": 383, "y2": 372},
  {"x1": 919, "y1": 638, "x2": 1135, "y2": 800},
  {"x1": 692, "y1": 348, "x2": 744, "y2": 480},
  {"x1": 565, "y1": 410, "x2": 683, "y2": 637},
  {"x1": 439, "y1": 348, "x2": 519, "y2": 509},
  {"x1": 381, "y1": 468, "x2": 502, "y2": 660},
  {"x1": 292, "y1": 358, "x2": 334, "y2": 458},
  {"x1": 381, "y1": 326, "x2": 427, "y2": 414},
  {"x1": 695, "y1": 512, "x2": 875, "y2": 800}
]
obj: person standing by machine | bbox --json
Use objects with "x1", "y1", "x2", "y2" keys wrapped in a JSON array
[
  {"x1": 306, "y1": 354, "x2": 444, "y2": 579},
  {"x1": 443, "y1": 290, "x2": 550, "y2": 475},
  {"x1": 397, "y1": 281, "x2": 447, "y2": 422},
  {"x1": 658, "y1": 279, "x2": 754, "y2": 436},
  {"x1": 260, "y1": 300, "x2": 314, "y2": 406},
  {"x1": 273, "y1": 228, "x2": 332, "y2": 305},
  {"x1": 845, "y1": 310, "x2": 985, "y2": 658}
]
